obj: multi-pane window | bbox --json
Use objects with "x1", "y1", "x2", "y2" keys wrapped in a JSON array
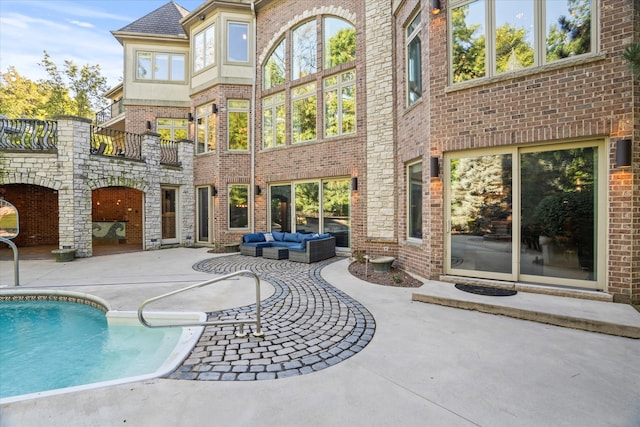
[
  {"x1": 263, "y1": 92, "x2": 286, "y2": 149},
  {"x1": 324, "y1": 17, "x2": 356, "y2": 69},
  {"x1": 194, "y1": 25, "x2": 215, "y2": 72},
  {"x1": 407, "y1": 162, "x2": 423, "y2": 239},
  {"x1": 264, "y1": 39, "x2": 286, "y2": 90},
  {"x1": 261, "y1": 16, "x2": 356, "y2": 146},
  {"x1": 406, "y1": 13, "x2": 422, "y2": 106},
  {"x1": 228, "y1": 100, "x2": 249, "y2": 151},
  {"x1": 292, "y1": 20, "x2": 317, "y2": 80},
  {"x1": 292, "y1": 83, "x2": 317, "y2": 143},
  {"x1": 324, "y1": 71, "x2": 356, "y2": 138},
  {"x1": 228, "y1": 184, "x2": 249, "y2": 229},
  {"x1": 450, "y1": 0, "x2": 595, "y2": 84},
  {"x1": 157, "y1": 118, "x2": 188, "y2": 141},
  {"x1": 136, "y1": 52, "x2": 185, "y2": 81},
  {"x1": 195, "y1": 104, "x2": 216, "y2": 154},
  {"x1": 228, "y1": 22, "x2": 249, "y2": 62}
]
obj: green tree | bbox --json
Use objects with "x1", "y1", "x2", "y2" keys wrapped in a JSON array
[
  {"x1": 0, "y1": 67, "x2": 48, "y2": 118},
  {"x1": 326, "y1": 27, "x2": 356, "y2": 68},
  {"x1": 452, "y1": 5, "x2": 486, "y2": 83},
  {"x1": 496, "y1": 24, "x2": 534, "y2": 73},
  {"x1": 623, "y1": 42, "x2": 640, "y2": 78},
  {"x1": 546, "y1": 0, "x2": 591, "y2": 61},
  {"x1": 40, "y1": 51, "x2": 108, "y2": 119}
]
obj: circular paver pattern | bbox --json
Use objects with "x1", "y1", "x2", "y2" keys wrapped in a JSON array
[{"x1": 167, "y1": 255, "x2": 376, "y2": 381}]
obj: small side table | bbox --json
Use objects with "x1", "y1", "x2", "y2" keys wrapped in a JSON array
[{"x1": 263, "y1": 246, "x2": 289, "y2": 260}]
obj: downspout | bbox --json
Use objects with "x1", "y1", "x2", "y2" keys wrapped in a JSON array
[{"x1": 250, "y1": 0, "x2": 257, "y2": 232}]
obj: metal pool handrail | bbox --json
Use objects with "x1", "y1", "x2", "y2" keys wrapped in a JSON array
[{"x1": 137, "y1": 270, "x2": 264, "y2": 338}]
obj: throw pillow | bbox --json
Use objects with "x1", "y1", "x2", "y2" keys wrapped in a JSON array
[{"x1": 264, "y1": 232, "x2": 274, "y2": 242}]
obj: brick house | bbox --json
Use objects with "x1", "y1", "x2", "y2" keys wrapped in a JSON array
[{"x1": 1, "y1": 0, "x2": 637, "y2": 304}]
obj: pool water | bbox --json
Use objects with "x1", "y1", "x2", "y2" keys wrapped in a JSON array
[{"x1": 0, "y1": 300, "x2": 184, "y2": 399}]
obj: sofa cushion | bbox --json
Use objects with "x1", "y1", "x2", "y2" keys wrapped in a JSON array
[
  {"x1": 283, "y1": 232, "x2": 298, "y2": 242},
  {"x1": 264, "y1": 232, "x2": 274, "y2": 242},
  {"x1": 242, "y1": 241, "x2": 272, "y2": 248},
  {"x1": 243, "y1": 233, "x2": 265, "y2": 243},
  {"x1": 272, "y1": 231, "x2": 285, "y2": 241}
]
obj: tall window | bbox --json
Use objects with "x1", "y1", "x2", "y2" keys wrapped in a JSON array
[
  {"x1": 451, "y1": 0, "x2": 595, "y2": 84},
  {"x1": 324, "y1": 17, "x2": 356, "y2": 69},
  {"x1": 228, "y1": 184, "x2": 249, "y2": 229},
  {"x1": 228, "y1": 22, "x2": 249, "y2": 62},
  {"x1": 407, "y1": 162, "x2": 423, "y2": 239},
  {"x1": 324, "y1": 71, "x2": 356, "y2": 138},
  {"x1": 157, "y1": 118, "x2": 188, "y2": 141},
  {"x1": 195, "y1": 104, "x2": 216, "y2": 154},
  {"x1": 228, "y1": 100, "x2": 249, "y2": 151},
  {"x1": 263, "y1": 92, "x2": 286, "y2": 148},
  {"x1": 261, "y1": 16, "x2": 356, "y2": 146},
  {"x1": 197, "y1": 186, "x2": 211, "y2": 242},
  {"x1": 406, "y1": 13, "x2": 422, "y2": 106},
  {"x1": 194, "y1": 24, "x2": 215, "y2": 73},
  {"x1": 292, "y1": 83, "x2": 317, "y2": 143},
  {"x1": 292, "y1": 20, "x2": 317, "y2": 80},
  {"x1": 136, "y1": 52, "x2": 185, "y2": 81}
]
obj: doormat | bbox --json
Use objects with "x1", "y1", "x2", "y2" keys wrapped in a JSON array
[{"x1": 455, "y1": 283, "x2": 517, "y2": 297}]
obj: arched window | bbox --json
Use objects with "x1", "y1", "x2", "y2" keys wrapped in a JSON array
[{"x1": 264, "y1": 39, "x2": 285, "y2": 90}]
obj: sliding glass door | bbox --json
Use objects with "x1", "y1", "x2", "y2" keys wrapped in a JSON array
[{"x1": 446, "y1": 142, "x2": 604, "y2": 289}]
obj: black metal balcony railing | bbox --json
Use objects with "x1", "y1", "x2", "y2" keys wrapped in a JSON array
[
  {"x1": 0, "y1": 118, "x2": 58, "y2": 150},
  {"x1": 90, "y1": 126, "x2": 142, "y2": 161},
  {"x1": 95, "y1": 99, "x2": 124, "y2": 125},
  {"x1": 160, "y1": 139, "x2": 180, "y2": 166}
]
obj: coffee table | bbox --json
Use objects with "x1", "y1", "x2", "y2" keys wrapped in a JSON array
[{"x1": 262, "y1": 246, "x2": 289, "y2": 260}]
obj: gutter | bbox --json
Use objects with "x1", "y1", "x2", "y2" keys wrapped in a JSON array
[{"x1": 250, "y1": 1, "x2": 257, "y2": 232}]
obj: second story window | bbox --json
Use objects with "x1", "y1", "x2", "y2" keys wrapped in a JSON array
[
  {"x1": 450, "y1": 0, "x2": 595, "y2": 84},
  {"x1": 194, "y1": 24, "x2": 215, "y2": 73},
  {"x1": 228, "y1": 100, "x2": 250, "y2": 151},
  {"x1": 324, "y1": 17, "x2": 356, "y2": 69},
  {"x1": 324, "y1": 71, "x2": 356, "y2": 138},
  {"x1": 136, "y1": 52, "x2": 185, "y2": 81},
  {"x1": 157, "y1": 118, "x2": 188, "y2": 141},
  {"x1": 406, "y1": 13, "x2": 421, "y2": 106},
  {"x1": 195, "y1": 103, "x2": 216, "y2": 154},
  {"x1": 263, "y1": 92, "x2": 286, "y2": 149},
  {"x1": 292, "y1": 83, "x2": 317, "y2": 143},
  {"x1": 292, "y1": 20, "x2": 317, "y2": 80},
  {"x1": 228, "y1": 22, "x2": 249, "y2": 63},
  {"x1": 264, "y1": 39, "x2": 286, "y2": 90}
]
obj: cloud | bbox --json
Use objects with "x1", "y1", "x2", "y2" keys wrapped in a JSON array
[{"x1": 68, "y1": 19, "x2": 95, "y2": 29}]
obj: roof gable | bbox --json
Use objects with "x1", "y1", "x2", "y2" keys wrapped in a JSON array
[{"x1": 116, "y1": 1, "x2": 190, "y2": 37}]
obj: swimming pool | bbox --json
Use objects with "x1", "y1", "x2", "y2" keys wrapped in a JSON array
[{"x1": 0, "y1": 291, "x2": 204, "y2": 403}]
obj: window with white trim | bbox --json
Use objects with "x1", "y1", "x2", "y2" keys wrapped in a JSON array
[
  {"x1": 136, "y1": 52, "x2": 185, "y2": 81},
  {"x1": 450, "y1": 0, "x2": 596, "y2": 84},
  {"x1": 157, "y1": 118, "x2": 188, "y2": 141},
  {"x1": 227, "y1": 21, "x2": 249, "y2": 62},
  {"x1": 292, "y1": 83, "x2": 317, "y2": 143},
  {"x1": 194, "y1": 24, "x2": 215, "y2": 73},
  {"x1": 228, "y1": 100, "x2": 249, "y2": 151},
  {"x1": 406, "y1": 13, "x2": 422, "y2": 106},
  {"x1": 324, "y1": 71, "x2": 356, "y2": 138},
  {"x1": 263, "y1": 92, "x2": 286, "y2": 149},
  {"x1": 195, "y1": 103, "x2": 216, "y2": 154}
]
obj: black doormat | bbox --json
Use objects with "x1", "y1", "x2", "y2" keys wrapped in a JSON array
[{"x1": 455, "y1": 283, "x2": 517, "y2": 297}]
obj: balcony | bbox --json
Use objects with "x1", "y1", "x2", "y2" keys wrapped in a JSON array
[{"x1": 95, "y1": 99, "x2": 124, "y2": 127}]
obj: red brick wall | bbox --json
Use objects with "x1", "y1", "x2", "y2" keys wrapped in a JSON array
[
  {"x1": 0, "y1": 184, "x2": 58, "y2": 246},
  {"x1": 254, "y1": 0, "x2": 366, "y2": 251},
  {"x1": 125, "y1": 106, "x2": 190, "y2": 135},
  {"x1": 423, "y1": 0, "x2": 637, "y2": 302}
]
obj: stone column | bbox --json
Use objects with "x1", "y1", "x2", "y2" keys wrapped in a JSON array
[
  {"x1": 142, "y1": 132, "x2": 162, "y2": 250},
  {"x1": 55, "y1": 116, "x2": 93, "y2": 257},
  {"x1": 177, "y1": 139, "x2": 195, "y2": 246},
  {"x1": 365, "y1": 1, "x2": 396, "y2": 242}
]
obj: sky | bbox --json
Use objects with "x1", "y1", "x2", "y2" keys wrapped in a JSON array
[{"x1": 0, "y1": 0, "x2": 204, "y2": 89}]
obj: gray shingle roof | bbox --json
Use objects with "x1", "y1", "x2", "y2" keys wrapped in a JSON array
[{"x1": 116, "y1": 1, "x2": 190, "y2": 36}]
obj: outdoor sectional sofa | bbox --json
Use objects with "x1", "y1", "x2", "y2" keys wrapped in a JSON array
[{"x1": 240, "y1": 231, "x2": 336, "y2": 263}]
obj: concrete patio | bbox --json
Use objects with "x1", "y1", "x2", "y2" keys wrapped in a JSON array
[{"x1": 1, "y1": 247, "x2": 639, "y2": 426}]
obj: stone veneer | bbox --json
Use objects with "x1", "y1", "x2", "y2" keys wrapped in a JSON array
[
  {"x1": 365, "y1": 0, "x2": 395, "y2": 241},
  {"x1": 1, "y1": 116, "x2": 194, "y2": 256}
]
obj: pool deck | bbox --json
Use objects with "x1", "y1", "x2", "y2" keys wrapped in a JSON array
[{"x1": 1, "y1": 247, "x2": 639, "y2": 426}]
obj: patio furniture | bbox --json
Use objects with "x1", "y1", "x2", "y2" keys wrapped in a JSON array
[{"x1": 263, "y1": 246, "x2": 289, "y2": 260}]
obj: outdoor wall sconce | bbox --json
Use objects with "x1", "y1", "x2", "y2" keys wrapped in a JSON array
[
  {"x1": 616, "y1": 139, "x2": 632, "y2": 169},
  {"x1": 430, "y1": 0, "x2": 441, "y2": 15},
  {"x1": 255, "y1": 185, "x2": 262, "y2": 196},
  {"x1": 212, "y1": 103, "x2": 218, "y2": 114},
  {"x1": 188, "y1": 113, "x2": 194, "y2": 122},
  {"x1": 212, "y1": 186, "x2": 218, "y2": 197},
  {"x1": 145, "y1": 120, "x2": 152, "y2": 130},
  {"x1": 430, "y1": 156, "x2": 440, "y2": 178},
  {"x1": 351, "y1": 177, "x2": 358, "y2": 191}
]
